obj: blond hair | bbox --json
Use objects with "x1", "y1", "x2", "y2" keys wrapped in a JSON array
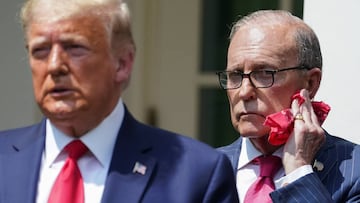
[{"x1": 20, "y1": 0, "x2": 134, "y2": 51}]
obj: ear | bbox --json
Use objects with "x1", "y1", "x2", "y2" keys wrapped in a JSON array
[
  {"x1": 114, "y1": 46, "x2": 135, "y2": 84},
  {"x1": 306, "y1": 67, "x2": 322, "y2": 99}
]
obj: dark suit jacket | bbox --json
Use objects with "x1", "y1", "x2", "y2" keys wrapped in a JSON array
[
  {"x1": 0, "y1": 108, "x2": 238, "y2": 203},
  {"x1": 218, "y1": 133, "x2": 360, "y2": 203}
]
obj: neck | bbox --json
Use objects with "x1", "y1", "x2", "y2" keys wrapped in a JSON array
[{"x1": 250, "y1": 136, "x2": 280, "y2": 155}]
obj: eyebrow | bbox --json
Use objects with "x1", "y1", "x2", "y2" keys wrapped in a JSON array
[
  {"x1": 58, "y1": 34, "x2": 89, "y2": 44},
  {"x1": 227, "y1": 64, "x2": 277, "y2": 72},
  {"x1": 28, "y1": 36, "x2": 48, "y2": 47},
  {"x1": 28, "y1": 33, "x2": 89, "y2": 47}
]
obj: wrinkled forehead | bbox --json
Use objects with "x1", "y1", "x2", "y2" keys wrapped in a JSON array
[
  {"x1": 234, "y1": 23, "x2": 297, "y2": 54},
  {"x1": 239, "y1": 22, "x2": 297, "y2": 45},
  {"x1": 228, "y1": 24, "x2": 299, "y2": 67}
]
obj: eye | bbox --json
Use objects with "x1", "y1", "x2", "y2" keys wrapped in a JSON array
[
  {"x1": 64, "y1": 44, "x2": 89, "y2": 57},
  {"x1": 228, "y1": 71, "x2": 242, "y2": 77},
  {"x1": 228, "y1": 71, "x2": 242, "y2": 79},
  {"x1": 263, "y1": 70, "x2": 276, "y2": 75},
  {"x1": 256, "y1": 70, "x2": 274, "y2": 76},
  {"x1": 30, "y1": 45, "x2": 51, "y2": 59}
]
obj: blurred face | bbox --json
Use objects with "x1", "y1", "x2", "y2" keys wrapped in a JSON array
[
  {"x1": 227, "y1": 24, "x2": 305, "y2": 139},
  {"x1": 26, "y1": 13, "x2": 130, "y2": 136}
]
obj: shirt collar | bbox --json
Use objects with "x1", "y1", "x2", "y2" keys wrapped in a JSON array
[
  {"x1": 44, "y1": 99, "x2": 125, "y2": 169},
  {"x1": 238, "y1": 137, "x2": 283, "y2": 170}
]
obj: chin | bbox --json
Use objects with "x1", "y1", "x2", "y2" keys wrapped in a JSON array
[
  {"x1": 238, "y1": 125, "x2": 269, "y2": 138},
  {"x1": 41, "y1": 104, "x2": 77, "y2": 120},
  {"x1": 240, "y1": 132, "x2": 268, "y2": 139},
  {"x1": 237, "y1": 119, "x2": 264, "y2": 129}
]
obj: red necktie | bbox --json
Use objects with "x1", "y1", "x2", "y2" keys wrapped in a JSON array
[
  {"x1": 48, "y1": 140, "x2": 88, "y2": 203},
  {"x1": 244, "y1": 155, "x2": 282, "y2": 203}
]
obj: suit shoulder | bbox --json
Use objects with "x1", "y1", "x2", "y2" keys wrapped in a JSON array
[
  {"x1": 326, "y1": 133, "x2": 358, "y2": 148},
  {"x1": 0, "y1": 122, "x2": 44, "y2": 152},
  {"x1": 324, "y1": 133, "x2": 360, "y2": 159},
  {"x1": 0, "y1": 123, "x2": 33, "y2": 137},
  {"x1": 139, "y1": 123, "x2": 226, "y2": 160},
  {"x1": 218, "y1": 137, "x2": 241, "y2": 151},
  {"x1": 0, "y1": 123, "x2": 41, "y2": 136}
]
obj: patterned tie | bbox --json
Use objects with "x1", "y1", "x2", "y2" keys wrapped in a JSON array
[
  {"x1": 244, "y1": 155, "x2": 282, "y2": 203},
  {"x1": 48, "y1": 140, "x2": 88, "y2": 203}
]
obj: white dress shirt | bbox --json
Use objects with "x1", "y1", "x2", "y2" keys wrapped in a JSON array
[
  {"x1": 236, "y1": 138, "x2": 313, "y2": 202},
  {"x1": 36, "y1": 99, "x2": 125, "y2": 203}
]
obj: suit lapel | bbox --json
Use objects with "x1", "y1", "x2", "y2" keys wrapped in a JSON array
[
  {"x1": 313, "y1": 133, "x2": 337, "y2": 181},
  {"x1": 101, "y1": 154, "x2": 156, "y2": 203},
  {"x1": 0, "y1": 121, "x2": 45, "y2": 203},
  {"x1": 101, "y1": 109, "x2": 156, "y2": 203},
  {"x1": 218, "y1": 137, "x2": 242, "y2": 173},
  {"x1": 229, "y1": 138, "x2": 242, "y2": 172}
]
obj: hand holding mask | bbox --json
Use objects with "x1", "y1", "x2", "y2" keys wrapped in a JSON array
[{"x1": 264, "y1": 91, "x2": 331, "y2": 146}]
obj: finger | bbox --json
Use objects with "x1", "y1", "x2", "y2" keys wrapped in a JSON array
[
  {"x1": 291, "y1": 96, "x2": 306, "y2": 125},
  {"x1": 300, "y1": 89, "x2": 320, "y2": 125},
  {"x1": 298, "y1": 89, "x2": 313, "y2": 123},
  {"x1": 291, "y1": 96, "x2": 300, "y2": 116}
]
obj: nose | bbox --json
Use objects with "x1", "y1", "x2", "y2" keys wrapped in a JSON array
[
  {"x1": 237, "y1": 77, "x2": 256, "y2": 100},
  {"x1": 48, "y1": 45, "x2": 69, "y2": 75}
]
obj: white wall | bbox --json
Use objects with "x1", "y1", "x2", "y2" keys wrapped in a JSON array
[
  {"x1": 0, "y1": 1, "x2": 41, "y2": 130},
  {"x1": 304, "y1": 1, "x2": 360, "y2": 144},
  {"x1": 124, "y1": 0, "x2": 201, "y2": 138}
]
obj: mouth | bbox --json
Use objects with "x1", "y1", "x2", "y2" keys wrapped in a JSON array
[
  {"x1": 236, "y1": 112, "x2": 266, "y2": 121},
  {"x1": 47, "y1": 86, "x2": 74, "y2": 97}
]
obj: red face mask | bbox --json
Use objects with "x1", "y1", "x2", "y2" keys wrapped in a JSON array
[{"x1": 263, "y1": 91, "x2": 331, "y2": 146}]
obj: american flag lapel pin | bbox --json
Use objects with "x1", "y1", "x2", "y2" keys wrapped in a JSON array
[
  {"x1": 133, "y1": 161, "x2": 147, "y2": 175},
  {"x1": 313, "y1": 159, "x2": 324, "y2": 171}
]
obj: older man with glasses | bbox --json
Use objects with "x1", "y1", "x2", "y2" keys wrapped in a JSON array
[{"x1": 217, "y1": 10, "x2": 360, "y2": 203}]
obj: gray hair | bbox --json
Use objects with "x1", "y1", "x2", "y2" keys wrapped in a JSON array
[{"x1": 229, "y1": 10, "x2": 322, "y2": 70}]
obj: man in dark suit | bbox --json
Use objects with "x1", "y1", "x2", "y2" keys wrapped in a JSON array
[
  {"x1": 217, "y1": 10, "x2": 360, "y2": 202},
  {"x1": 0, "y1": 0, "x2": 238, "y2": 202}
]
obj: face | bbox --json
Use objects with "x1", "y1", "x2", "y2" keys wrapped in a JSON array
[
  {"x1": 26, "y1": 12, "x2": 131, "y2": 135},
  {"x1": 227, "y1": 24, "x2": 305, "y2": 138}
]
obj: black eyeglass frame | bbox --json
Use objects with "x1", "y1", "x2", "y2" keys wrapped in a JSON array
[{"x1": 216, "y1": 66, "x2": 310, "y2": 90}]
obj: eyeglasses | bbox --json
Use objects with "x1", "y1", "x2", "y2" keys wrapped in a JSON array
[{"x1": 216, "y1": 66, "x2": 309, "y2": 89}]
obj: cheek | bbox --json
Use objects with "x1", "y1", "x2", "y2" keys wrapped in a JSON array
[
  {"x1": 76, "y1": 65, "x2": 115, "y2": 94},
  {"x1": 227, "y1": 92, "x2": 240, "y2": 123},
  {"x1": 263, "y1": 87, "x2": 294, "y2": 112},
  {"x1": 226, "y1": 92, "x2": 236, "y2": 113},
  {"x1": 30, "y1": 58, "x2": 48, "y2": 76},
  {"x1": 226, "y1": 91, "x2": 236, "y2": 105},
  {"x1": 32, "y1": 79, "x2": 45, "y2": 104},
  {"x1": 30, "y1": 65, "x2": 46, "y2": 93}
]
